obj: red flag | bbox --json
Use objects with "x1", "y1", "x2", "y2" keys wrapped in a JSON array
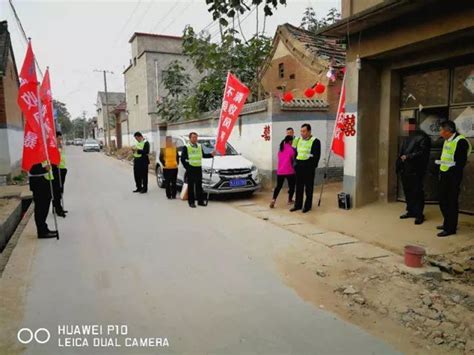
[
  {"x1": 40, "y1": 68, "x2": 60, "y2": 165},
  {"x1": 331, "y1": 72, "x2": 346, "y2": 158},
  {"x1": 18, "y1": 41, "x2": 46, "y2": 171},
  {"x1": 215, "y1": 73, "x2": 250, "y2": 155}
]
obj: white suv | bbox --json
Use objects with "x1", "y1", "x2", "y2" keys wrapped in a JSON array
[{"x1": 155, "y1": 136, "x2": 260, "y2": 195}]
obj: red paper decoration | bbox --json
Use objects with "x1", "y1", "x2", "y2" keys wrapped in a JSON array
[
  {"x1": 282, "y1": 92, "x2": 294, "y2": 102},
  {"x1": 304, "y1": 88, "x2": 316, "y2": 98},
  {"x1": 343, "y1": 114, "x2": 356, "y2": 136},
  {"x1": 315, "y1": 83, "x2": 326, "y2": 94}
]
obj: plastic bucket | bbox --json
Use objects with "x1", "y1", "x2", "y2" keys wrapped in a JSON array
[{"x1": 404, "y1": 245, "x2": 426, "y2": 268}]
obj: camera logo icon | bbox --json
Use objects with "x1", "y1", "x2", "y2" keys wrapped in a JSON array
[{"x1": 17, "y1": 328, "x2": 51, "y2": 344}]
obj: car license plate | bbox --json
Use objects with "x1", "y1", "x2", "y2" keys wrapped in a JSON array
[{"x1": 230, "y1": 179, "x2": 246, "y2": 187}]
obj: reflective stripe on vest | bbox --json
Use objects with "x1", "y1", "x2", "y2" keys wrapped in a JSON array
[
  {"x1": 59, "y1": 149, "x2": 66, "y2": 169},
  {"x1": 186, "y1": 144, "x2": 203, "y2": 167},
  {"x1": 41, "y1": 161, "x2": 54, "y2": 181},
  {"x1": 296, "y1": 137, "x2": 316, "y2": 160},
  {"x1": 440, "y1": 135, "x2": 472, "y2": 172},
  {"x1": 133, "y1": 140, "x2": 146, "y2": 158},
  {"x1": 164, "y1": 147, "x2": 177, "y2": 169}
]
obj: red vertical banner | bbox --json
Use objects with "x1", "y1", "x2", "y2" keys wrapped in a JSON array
[
  {"x1": 40, "y1": 68, "x2": 60, "y2": 165},
  {"x1": 331, "y1": 71, "x2": 346, "y2": 158},
  {"x1": 17, "y1": 41, "x2": 47, "y2": 171},
  {"x1": 215, "y1": 73, "x2": 250, "y2": 155}
]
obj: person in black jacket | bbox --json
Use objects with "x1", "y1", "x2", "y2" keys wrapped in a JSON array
[
  {"x1": 436, "y1": 120, "x2": 471, "y2": 237},
  {"x1": 29, "y1": 163, "x2": 57, "y2": 239},
  {"x1": 290, "y1": 123, "x2": 321, "y2": 213},
  {"x1": 132, "y1": 132, "x2": 150, "y2": 194},
  {"x1": 397, "y1": 121, "x2": 431, "y2": 225},
  {"x1": 180, "y1": 132, "x2": 214, "y2": 208}
]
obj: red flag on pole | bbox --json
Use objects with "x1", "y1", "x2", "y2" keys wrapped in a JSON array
[
  {"x1": 330, "y1": 72, "x2": 346, "y2": 158},
  {"x1": 18, "y1": 41, "x2": 47, "y2": 171},
  {"x1": 215, "y1": 73, "x2": 250, "y2": 155},
  {"x1": 40, "y1": 68, "x2": 60, "y2": 165}
]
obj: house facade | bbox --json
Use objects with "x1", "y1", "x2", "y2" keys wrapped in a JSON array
[
  {"x1": 0, "y1": 21, "x2": 23, "y2": 182},
  {"x1": 123, "y1": 32, "x2": 201, "y2": 149},
  {"x1": 95, "y1": 91, "x2": 125, "y2": 147},
  {"x1": 320, "y1": 0, "x2": 474, "y2": 213}
]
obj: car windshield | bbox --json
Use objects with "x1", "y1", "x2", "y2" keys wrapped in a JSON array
[
  {"x1": 196, "y1": 139, "x2": 238, "y2": 156},
  {"x1": 85, "y1": 139, "x2": 97, "y2": 144}
]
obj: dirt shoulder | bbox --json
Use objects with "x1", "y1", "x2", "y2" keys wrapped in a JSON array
[{"x1": 230, "y1": 192, "x2": 474, "y2": 354}]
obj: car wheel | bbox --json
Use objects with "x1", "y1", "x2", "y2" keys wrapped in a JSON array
[{"x1": 156, "y1": 166, "x2": 165, "y2": 188}]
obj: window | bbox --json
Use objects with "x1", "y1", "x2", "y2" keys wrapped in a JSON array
[
  {"x1": 133, "y1": 57, "x2": 137, "y2": 66},
  {"x1": 289, "y1": 74, "x2": 296, "y2": 80},
  {"x1": 135, "y1": 95, "x2": 139, "y2": 104},
  {"x1": 278, "y1": 63, "x2": 284, "y2": 79}
]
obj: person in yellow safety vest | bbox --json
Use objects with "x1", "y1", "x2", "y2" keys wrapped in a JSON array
[
  {"x1": 290, "y1": 123, "x2": 321, "y2": 213},
  {"x1": 159, "y1": 136, "x2": 180, "y2": 199},
  {"x1": 435, "y1": 120, "x2": 472, "y2": 237},
  {"x1": 29, "y1": 161, "x2": 57, "y2": 239},
  {"x1": 52, "y1": 131, "x2": 68, "y2": 217},
  {"x1": 132, "y1": 132, "x2": 150, "y2": 194},
  {"x1": 180, "y1": 132, "x2": 215, "y2": 208}
]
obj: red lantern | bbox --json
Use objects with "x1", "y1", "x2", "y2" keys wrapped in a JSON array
[
  {"x1": 304, "y1": 88, "x2": 316, "y2": 98},
  {"x1": 282, "y1": 92, "x2": 294, "y2": 102},
  {"x1": 314, "y1": 83, "x2": 326, "y2": 94}
]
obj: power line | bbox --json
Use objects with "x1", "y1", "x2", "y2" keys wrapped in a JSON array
[
  {"x1": 113, "y1": 0, "x2": 144, "y2": 45},
  {"x1": 158, "y1": 1, "x2": 194, "y2": 35},
  {"x1": 8, "y1": 0, "x2": 44, "y2": 78},
  {"x1": 150, "y1": 1, "x2": 182, "y2": 33}
]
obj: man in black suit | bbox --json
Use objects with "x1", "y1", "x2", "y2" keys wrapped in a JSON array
[
  {"x1": 436, "y1": 120, "x2": 471, "y2": 237},
  {"x1": 397, "y1": 119, "x2": 431, "y2": 225}
]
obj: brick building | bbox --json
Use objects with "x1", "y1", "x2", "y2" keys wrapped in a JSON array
[{"x1": 0, "y1": 21, "x2": 23, "y2": 182}]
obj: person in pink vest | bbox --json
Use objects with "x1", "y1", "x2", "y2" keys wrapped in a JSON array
[{"x1": 270, "y1": 135, "x2": 296, "y2": 208}]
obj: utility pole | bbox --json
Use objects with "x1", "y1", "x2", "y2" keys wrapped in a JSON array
[
  {"x1": 94, "y1": 69, "x2": 113, "y2": 149},
  {"x1": 82, "y1": 110, "x2": 87, "y2": 139}
]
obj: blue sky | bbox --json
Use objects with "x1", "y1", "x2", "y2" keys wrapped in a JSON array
[{"x1": 2, "y1": 0, "x2": 340, "y2": 118}]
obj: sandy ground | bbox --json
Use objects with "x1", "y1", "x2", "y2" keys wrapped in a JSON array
[{"x1": 230, "y1": 185, "x2": 474, "y2": 354}]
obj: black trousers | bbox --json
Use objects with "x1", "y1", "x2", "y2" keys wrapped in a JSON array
[
  {"x1": 401, "y1": 172, "x2": 425, "y2": 218},
  {"x1": 31, "y1": 179, "x2": 52, "y2": 235},
  {"x1": 52, "y1": 168, "x2": 67, "y2": 213},
  {"x1": 273, "y1": 174, "x2": 296, "y2": 201},
  {"x1": 187, "y1": 167, "x2": 204, "y2": 205},
  {"x1": 163, "y1": 168, "x2": 178, "y2": 198},
  {"x1": 294, "y1": 164, "x2": 316, "y2": 210},
  {"x1": 439, "y1": 171, "x2": 462, "y2": 233},
  {"x1": 134, "y1": 160, "x2": 149, "y2": 191}
]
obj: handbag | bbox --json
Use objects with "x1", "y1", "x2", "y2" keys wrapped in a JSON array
[{"x1": 180, "y1": 183, "x2": 188, "y2": 200}]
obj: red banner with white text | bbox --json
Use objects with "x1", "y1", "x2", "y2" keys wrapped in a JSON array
[
  {"x1": 215, "y1": 73, "x2": 250, "y2": 155},
  {"x1": 40, "y1": 68, "x2": 60, "y2": 165},
  {"x1": 330, "y1": 72, "x2": 346, "y2": 158},
  {"x1": 17, "y1": 41, "x2": 47, "y2": 171}
]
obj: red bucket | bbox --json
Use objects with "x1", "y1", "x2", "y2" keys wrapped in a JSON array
[{"x1": 404, "y1": 245, "x2": 426, "y2": 268}]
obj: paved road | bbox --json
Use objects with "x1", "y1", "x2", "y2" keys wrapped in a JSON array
[{"x1": 19, "y1": 147, "x2": 399, "y2": 355}]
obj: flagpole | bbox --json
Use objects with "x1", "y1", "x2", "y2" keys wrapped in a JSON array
[
  {"x1": 318, "y1": 72, "x2": 346, "y2": 207},
  {"x1": 35, "y1": 62, "x2": 59, "y2": 239}
]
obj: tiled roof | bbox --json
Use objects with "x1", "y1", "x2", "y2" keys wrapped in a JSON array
[
  {"x1": 284, "y1": 23, "x2": 346, "y2": 68},
  {"x1": 280, "y1": 98, "x2": 329, "y2": 111},
  {"x1": 112, "y1": 100, "x2": 126, "y2": 113},
  {"x1": 97, "y1": 92, "x2": 126, "y2": 106}
]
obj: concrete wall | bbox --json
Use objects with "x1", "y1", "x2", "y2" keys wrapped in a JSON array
[
  {"x1": 0, "y1": 46, "x2": 23, "y2": 179},
  {"x1": 341, "y1": 0, "x2": 385, "y2": 18},
  {"x1": 160, "y1": 99, "x2": 342, "y2": 187}
]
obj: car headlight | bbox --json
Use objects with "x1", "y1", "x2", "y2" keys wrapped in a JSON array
[{"x1": 203, "y1": 168, "x2": 220, "y2": 174}]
